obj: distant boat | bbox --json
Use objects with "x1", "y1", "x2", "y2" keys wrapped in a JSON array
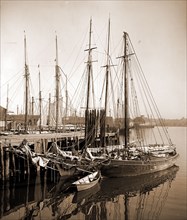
[{"x1": 72, "y1": 170, "x2": 101, "y2": 191}]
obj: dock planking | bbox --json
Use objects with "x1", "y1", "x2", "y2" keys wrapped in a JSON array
[
  {"x1": 0, "y1": 131, "x2": 118, "y2": 181},
  {"x1": 0, "y1": 131, "x2": 85, "y2": 146}
]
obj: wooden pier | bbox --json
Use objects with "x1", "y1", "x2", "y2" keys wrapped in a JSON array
[{"x1": 0, "y1": 131, "x2": 118, "y2": 181}]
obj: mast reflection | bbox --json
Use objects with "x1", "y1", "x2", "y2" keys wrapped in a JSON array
[{"x1": 0, "y1": 165, "x2": 179, "y2": 220}]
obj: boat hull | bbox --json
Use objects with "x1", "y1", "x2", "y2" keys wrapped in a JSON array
[
  {"x1": 73, "y1": 171, "x2": 101, "y2": 191},
  {"x1": 76, "y1": 177, "x2": 100, "y2": 191},
  {"x1": 101, "y1": 153, "x2": 179, "y2": 177}
]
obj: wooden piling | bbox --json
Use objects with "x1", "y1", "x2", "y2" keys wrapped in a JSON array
[
  {"x1": 34, "y1": 141, "x2": 41, "y2": 174},
  {"x1": 41, "y1": 139, "x2": 45, "y2": 153},
  {"x1": 4, "y1": 182, "x2": 10, "y2": 211},
  {"x1": 35, "y1": 141, "x2": 42, "y2": 154},
  {"x1": 0, "y1": 142, "x2": 4, "y2": 181},
  {"x1": 17, "y1": 154, "x2": 21, "y2": 181},
  {"x1": 0, "y1": 180, "x2": 4, "y2": 218},
  {"x1": 26, "y1": 152, "x2": 30, "y2": 176},
  {"x1": 4, "y1": 144, "x2": 10, "y2": 180},
  {"x1": 42, "y1": 138, "x2": 48, "y2": 153},
  {"x1": 10, "y1": 145, "x2": 16, "y2": 177},
  {"x1": 45, "y1": 138, "x2": 48, "y2": 152}
]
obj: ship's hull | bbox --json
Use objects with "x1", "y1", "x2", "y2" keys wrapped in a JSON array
[{"x1": 101, "y1": 153, "x2": 179, "y2": 177}]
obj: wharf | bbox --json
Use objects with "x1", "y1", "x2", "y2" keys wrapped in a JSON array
[
  {"x1": 0, "y1": 131, "x2": 86, "y2": 181},
  {"x1": 0, "y1": 131, "x2": 117, "y2": 146},
  {"x1": 0, "y1": 130, "x2": 118, "y2": 181},
  {"x1": 0, "y1": 131, "x2": 85, "y2": 146}
]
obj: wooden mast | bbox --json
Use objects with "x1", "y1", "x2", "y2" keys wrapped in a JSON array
[
  {"x1": 4, "y1": 84, "x2": 9, "y2": 131},
  {"x1": 86, "y1": 18, "x2": 92, "y2": 113},
  {"x1": 56, "y1": 65, "x2": 67, "y2": 127},
  {"x1": 65, "y1": 74, "x2": 68, "y2": 122},
  {"x1": 102, "y1": 17, "x2": 111, "y2": 147},
  {"x1": 104, "y1": 17, "x2": 110, "y2": 114},
  {"x1": 123, "y1": 32, "x2": 129, "y2": 147},
  {"x1": 117, "y1": 32, "x2": 129, "y2": 146},
  {"x1": 38, "y1": 65, "x2": 42, "y2": 133},
  {"x1": 31, "y1": 97, "x2": 34, "y2": 115},
  {"x1": 85, "y1": 18, "x2": 93, "y2": 146},
  {"x1": 55, "y1": 35, "x2": 60, "y2": 133},
  {"x1": 48, "y1": 93, "x2": 51, "y2": 129},
  {"x1": 24, "y1": 32, "x2": 29, "y2": 132}
]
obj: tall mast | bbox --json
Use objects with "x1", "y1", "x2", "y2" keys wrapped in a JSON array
[
  {"x1": 48, "y1": 93, "x2": 51, "y2": 129},
  {"x1": 4, "y1": 84, "x2": 9, "y2": 131},
  {"x1": 104, "y1": 17, "x2": 110, "y2": 113},
  {"x1": 86, "y1": 18, "x2": 92, "y2": 112},
  {"x1": 84, "y1": 18, "x2": 97, "y2": 145},
  {"x1": 55, "y1": 35, "x2": 60, "y2": 133},
  {"x1": 65, "y1": 75, "x2": 68, "y2": 121},
  {"x1": 24, "y1": 32, "x2": 29, "y2": 132},
  {"x1": 123, "y1": 32, "x2": 129, "y2": 147},
  {"x1": 85, "y1": 18, "x2": 92, "y2": 145},
  {"x1": 31, "y1": 97, "x2": 34, "y2": 115},
  {"x1": 57, "y1": 66, "x2": 68, "y2": 125},
  {"x1": 38, "y1": 65, "x2": 42, "y2": 133},
  {"x1": 100, "y1": 17, "x2": 111, "y2": 147}
]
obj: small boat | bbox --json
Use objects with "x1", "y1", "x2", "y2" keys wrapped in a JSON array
[{"x1": 72, "y1": 170, "x2": 101, "y2": 191}]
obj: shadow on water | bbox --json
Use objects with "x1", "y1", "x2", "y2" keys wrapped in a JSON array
[{"x1": 0, "y1": 165, "x2": 179, "y2": 220}]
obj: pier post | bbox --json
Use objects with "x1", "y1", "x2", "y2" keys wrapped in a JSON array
[
  {"x1": 0, "y1": 142, "x2": 4, "y2": 181},
  {"x1": 9, "y1": 144, "x2": 16, "y2": 177},
  {"x1": 4, "y1": 182, "x2": 10, "y2": 212},
  {"x1": 76, "y1": 136, "x2": 79, "y2": 151},
  {"x1": 65, "y1": 137, "x2": 68, "y2": 148},
  {"x1": 0, "y1": 180, "x2": 4, "y2": 217},
  {"x1": 17, "y1": 155, "x2": 21, "y2": 181},
  {"x1": 45, "y1": 139, "x2": 48, "y2": 152},
  {"x1": 43, "y1": 138, "x2": 46, "y2": 153},
  {"x1": 35, "y1": 141, "x2": 42, "y2": 154},
  {"x1": 41, "y1": 139, "x2": 45, "y2": 153},
  {"x1": 11, "y1": 149, "x2": 16, "y2": 176},
  {"x1": 4, "y1": 143, "x2": 10, "y2": 180},
  {"x1": 34, "y1": 141, "x2": 42, "y2": 174},
  {"x1": 26, "y1": 152, "x2": 30, "y2": 176}
]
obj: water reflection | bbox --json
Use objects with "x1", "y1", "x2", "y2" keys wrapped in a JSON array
[{"x1": 0, "y1": 165, "x2": 179, "y2": 220}]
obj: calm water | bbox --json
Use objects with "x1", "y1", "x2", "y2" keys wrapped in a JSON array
[{"x1": 0, "y1": 127, "x2": 186, "y2": 220}]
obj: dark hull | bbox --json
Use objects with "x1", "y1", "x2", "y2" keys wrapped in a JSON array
[
  {"x1": 72, "y1": 165, "x2": 179, "y2": 214},
  {"x1": 101, "y1": 153, "x2": 179, "y2": 177}
]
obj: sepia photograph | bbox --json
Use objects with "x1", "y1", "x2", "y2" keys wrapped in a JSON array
[{"x1": 0, "y1": 1, "x2": 186, "y2": 219}]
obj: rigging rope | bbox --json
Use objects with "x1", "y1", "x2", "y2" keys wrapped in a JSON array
[{"x1": 128, "y1": 35, "x2": 172, "y2": 145}]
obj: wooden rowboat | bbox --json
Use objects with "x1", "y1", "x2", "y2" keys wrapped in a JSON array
[{"x1": 72, "y1": 170, "x2": 101, "y2": 191}]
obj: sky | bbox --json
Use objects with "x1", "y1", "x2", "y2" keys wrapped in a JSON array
[{"x1": 0, "y1": 0, "x2": 186, "y2": 119}]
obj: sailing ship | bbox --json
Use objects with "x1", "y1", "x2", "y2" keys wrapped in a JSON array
[
  {"x1": 83, "y1": 19, "x2": 179, "y2": 177},
  {"x1": 4, "y1": 20, "x2": 179, "y2": 179},
  {"x1": 99, "y1": 31, "x2": 179, "y2": 176}
]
